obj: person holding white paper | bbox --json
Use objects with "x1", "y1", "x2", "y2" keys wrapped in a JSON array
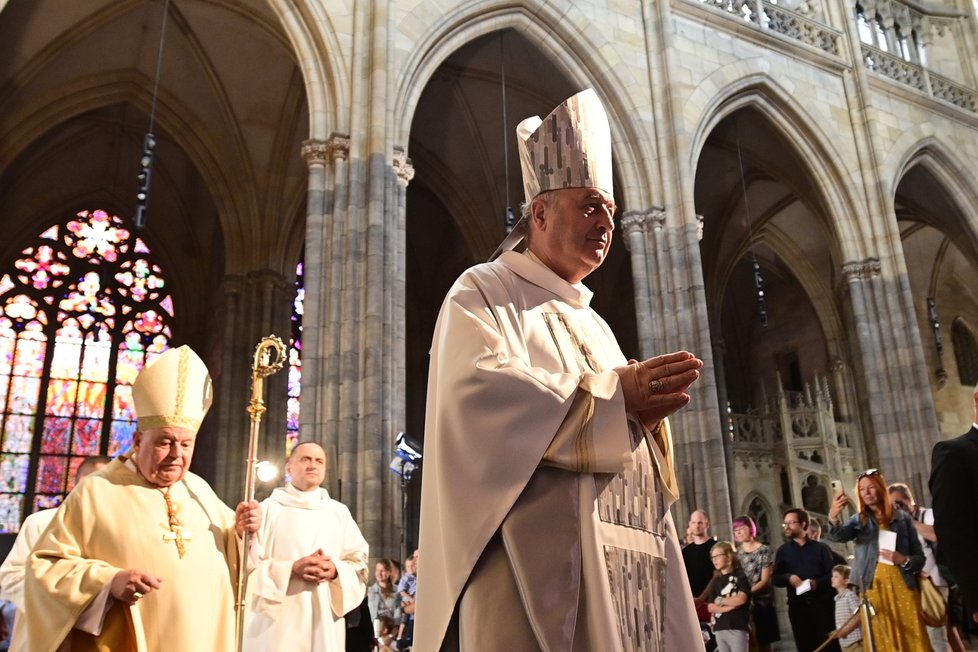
[
  {"x1": 772, "y1": 508, "x2": 838, "y2": 652},
  {"x1": 827, "y1": 468, "x2": 931, "y2": 651}
]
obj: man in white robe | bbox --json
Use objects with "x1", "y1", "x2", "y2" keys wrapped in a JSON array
[
  {"x1": 24, "y1": 345, "x2": 261, "y2": 652},
  {"x1": 243, "y1": 441, "x2": 369, "y2": 652},
  {"x1": 0, "y1": 456, "x2": 110, "y2": 652},
  {"x1": 414, "y1": 89, "x2": 706, "y2": 651}
]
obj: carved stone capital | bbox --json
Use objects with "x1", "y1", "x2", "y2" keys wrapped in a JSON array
[
  {"x1": 246, "y1": 269, "x2": 290, "y2": 294},
  {"x1": 393, "y1": 146, "x2": 415, "y2": 187},
  {"x1": 841, "y1": 258, "x2": 881, "y2": 282},
  {"x1": 301, "y1": 133, "x2": 350, "y2": 166},
  {"x1": 620, "y1": 208, "x2": 666, "y2": 236},
  {"x1": 301, "y1": 139, "x2": 328, "y2": 166}
]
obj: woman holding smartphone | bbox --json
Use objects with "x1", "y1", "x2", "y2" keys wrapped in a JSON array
[{"x1": 826, "y1": 468, "x2": 931, "y2": 651}]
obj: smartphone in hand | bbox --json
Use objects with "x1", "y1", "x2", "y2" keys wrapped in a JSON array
[{"x1": 831, "y1": 479, "x2": 843, "y2": 497}]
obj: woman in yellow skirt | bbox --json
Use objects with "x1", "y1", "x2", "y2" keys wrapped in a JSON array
[{"x1": 826, "y1": 469, "x2": 932, "y2": 651}]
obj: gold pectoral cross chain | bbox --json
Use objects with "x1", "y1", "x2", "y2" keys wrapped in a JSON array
[{"x1": 160, "y1": 486, "x2": 192, "y2": 558}]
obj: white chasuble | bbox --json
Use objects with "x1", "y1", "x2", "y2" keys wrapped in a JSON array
[
  {"x1": 25, "y1": 457, "x2": 239, "y2": 652},
  {"x1": 415, "y1": 251, "x2": 702, "y2": 651},
  {"x1": 243, "y1": 485, "x2": 368, "y2": 652}
]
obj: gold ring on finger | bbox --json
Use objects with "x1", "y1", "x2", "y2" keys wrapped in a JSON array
[{"x1": 649, "y1": 379, "x2": 664, "y2": 394}]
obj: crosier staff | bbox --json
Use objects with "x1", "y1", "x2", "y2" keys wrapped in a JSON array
[{"x1": 235, "y1": 335, "x2": 286, "y2": 651}]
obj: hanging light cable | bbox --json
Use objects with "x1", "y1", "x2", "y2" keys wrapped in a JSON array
[
  {"x1": 735, "y1": 119, "x2": 768, "y2": 326},
  {"x1": 500, "y1": 34, "x2": 515, "y2": 233},
  {"x1": 135, "y1": 0, "x2": 172, "y2": 229}
]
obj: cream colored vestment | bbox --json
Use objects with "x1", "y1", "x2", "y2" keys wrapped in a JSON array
[
  {"x1": 0, "y1": 507, "x2": 55, "y2": 651},
  {"x1": 25, "y1": 457, "x2": 240, "y2": 652},
  {"x1": 414, "y1": 251, "x2": 703, "y2": 651},
  {"x1": 243, "y1": 484, "x2": 369, "y2": 652}
]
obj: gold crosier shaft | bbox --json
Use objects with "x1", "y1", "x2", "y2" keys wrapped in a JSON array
[{"x1": 235, "y1": 335, "x2": 286, "y2": 651}]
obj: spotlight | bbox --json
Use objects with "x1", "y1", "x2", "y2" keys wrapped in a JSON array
[
  {"x1": 255, "y1": 460, "x2": 278, "y2": 483},
  {"x1": 389, "y1": 431, "x2": 422, "y2": 481}
]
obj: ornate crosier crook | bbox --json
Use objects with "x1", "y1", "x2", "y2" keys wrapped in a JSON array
[{"x1": 235, "y1": 335, "x2": 286, "y2": 651}]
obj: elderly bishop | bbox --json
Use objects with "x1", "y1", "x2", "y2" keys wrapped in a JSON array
[{"x1": 25, "y1": 345, "x2": 261, "y2": 652}]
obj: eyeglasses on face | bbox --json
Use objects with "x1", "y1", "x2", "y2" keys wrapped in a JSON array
[
  {"x1": 858, "y1": 468, "x2": 880, "y2": 479},
  {"x1": 710, "y1": 553, "x2": 729, "y2": 560},
  {"x1": 782, "y1": 520, "x2": 800, "y2": 526}
]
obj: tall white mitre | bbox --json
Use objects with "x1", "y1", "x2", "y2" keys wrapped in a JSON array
[
  {"x1": 132, "y1": 345, "x2": 213, "y2": 432},
  {"x1": 516, "y1": 87, "x2": 613, "y2": 203}
]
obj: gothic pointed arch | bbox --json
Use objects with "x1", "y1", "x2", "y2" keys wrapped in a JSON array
[
  {"x1": 403, "y1": 28, "x2": 639, "y2": 444},
  {"x1": 741, "y1": 493, "x2": 775, "y2": 546},
  {"x1": 688, "y1": 70, "x2": 862, "y2": 262},
  {"x1": 895, "y1": 141, "x2": 978, "y2": 413},
  {"x1": 263, "y1": 0, "x2": 347, "y2": 138},
  {"x1": 694, "y1": 103, "x2": 839, "y2": 411},
  {"x1": 392, "y1": 2, "x2": 661, "y2": 212},
  {"x1": 892, "y1": 138, "x2": 978, "y2": 262}
]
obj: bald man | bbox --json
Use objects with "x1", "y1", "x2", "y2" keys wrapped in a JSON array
[
  {"x1": 683, "y1": 510, "x2": 718, "y2": 609},
  {"x1": 243, "y1": 442, "x2": 369, "y2": 652}
]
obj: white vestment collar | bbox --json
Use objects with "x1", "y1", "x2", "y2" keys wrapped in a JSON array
[
  {"x1": 498, "y1": 250, "x2": 593, "y2": 309},
  {"x1": 270, "y1": 483, "x2": 330, "y2": 510}
]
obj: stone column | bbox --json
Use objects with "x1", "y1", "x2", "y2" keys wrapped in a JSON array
[
  {"x1": 299, "y1": 134, "x2": 349, "y2": 469},
  {"x1": 298, "y1": 133, "x2": 352, "y2": 492},
  {"x1": 299, "y1": 128, "x2": 406, "y2": 559},
  {"x1": 214, "y1": 270, "x2": 293, "y2": 501},
  {"x1": 838, "y1": 258, "x2": 939, "y2": 489},
  {"x1": 621, "y1": 208, "x2": 733, "y2": 535}
]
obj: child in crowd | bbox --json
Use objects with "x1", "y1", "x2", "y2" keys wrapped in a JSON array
[
  {"x1": 706, "y1": 541, "x2": 751, "y2": 652},
  {"x1": 375, "y1": 615, "x2": 397, "y2": 652},
  {"x1": 830, "y1": 564, "x2": 863, "y2": 651},
  {"x1": 396, "y1": 551, "x2": 418, "y2": 648}
]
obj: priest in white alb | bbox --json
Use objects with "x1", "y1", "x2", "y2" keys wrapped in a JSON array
[
  {"x1": 243, "y1": 441, "x2": 369, "y2": 651},
  {"x1": 24, "y1": 345, "x2": 261, "y2": 652},
  {"x1": 414, "y1": 89, "x2": 706, "y2": 651},
  {"x1": 0, "y1": 455, "x2": 110, "y2": 652}
]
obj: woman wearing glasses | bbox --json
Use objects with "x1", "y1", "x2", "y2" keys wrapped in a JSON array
[
  {"x1": 827, "y1": 469, "x2": 931, "y2": 651},
  {"x1": 732, "y1": 515, "x2": 779, "y2": 652}
]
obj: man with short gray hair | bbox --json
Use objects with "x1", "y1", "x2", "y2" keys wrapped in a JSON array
[{"x1": 415, "y1": 89, "x2": 705, "y2": 651}]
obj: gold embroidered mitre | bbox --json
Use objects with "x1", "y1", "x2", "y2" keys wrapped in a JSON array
[
  {"x1": 132, "y1": 345, "x2": 213, "y2": 432},
  {"x1": 516, "y1": 88, "x2": 613, "y2": 203}
]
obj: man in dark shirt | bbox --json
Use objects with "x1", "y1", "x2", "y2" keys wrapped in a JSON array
[
  {"x1": 931, "y1": 384, "x2": 978, "y2": 634},
  {"x1": 773, "y1": 508, "x2": 840, "y2": 652},
  {"x1": 682, "y1": 509, "x2": 717, "y2": 621}
]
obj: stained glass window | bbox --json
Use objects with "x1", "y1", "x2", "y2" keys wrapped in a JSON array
[
  {"x1": 0, "y1": 209, "x2": 172, "y2": 532},
  {"x1": 286, "y1": 262, "x2": 303, "y2": 456}
]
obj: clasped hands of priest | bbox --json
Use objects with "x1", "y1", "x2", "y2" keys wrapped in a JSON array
[
  {"x1": 291, "y1": 549, "x2": 338, "y2": 584},
  {"x1": 614, "y1": 351, "x2": 703, "y2": 431},
  {"x1": 108, "y1": 499, "x2": 261, "y2": 605}
]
